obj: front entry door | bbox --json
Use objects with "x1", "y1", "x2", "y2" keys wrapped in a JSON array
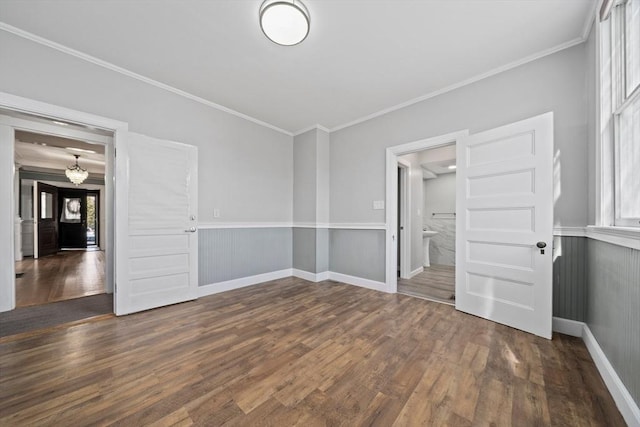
[
  {"x1": 455, "y1": 112, "x2": 553, "y2": 339},
  {"x1": 115, "y1": 132, "x2": 198, "y2": 315},
  {"x1": 58, "y1": 189, "x2": 87, "y2": 249},
  {"x1": 34, "y1": 181, "x2": 59, "y2": 258}
]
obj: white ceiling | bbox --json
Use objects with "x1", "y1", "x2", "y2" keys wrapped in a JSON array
[
  {"x1": 0, "y1": 0, "x2": 595, "y2": 134},
  {"x1": 15, "y1": 131, "x2": 106, "y2": 175}
]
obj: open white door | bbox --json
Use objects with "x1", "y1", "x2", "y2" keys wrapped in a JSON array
[
  {"x1": 456, "y1": 112, "x2": 553, "y2": 338},
  {"x1": 115, "y1": 132, "x2": 198, "y2": 315}
]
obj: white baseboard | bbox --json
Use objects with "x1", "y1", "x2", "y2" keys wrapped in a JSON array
[
  {"x1": 553, "y1": 317, "x2": 640, "y2": 427},
  {"x1": 552, "y1": 316, "x2": 584, "y2": 337},
  {"x1": 581, "y1": 325, "x2": 640, "y2": 427},
  {"x1": 198, "y1": 269, "x2": 293, "y2": 297},
  {"x1": 327, "y1": 272, "x2": 389, "y2": 293},
  {"x1": 292, "y1": 269, "x2": 329, "y2": 283},
  {"x1": 409, "y1": 267, "x2": 423, "y2": 279}
]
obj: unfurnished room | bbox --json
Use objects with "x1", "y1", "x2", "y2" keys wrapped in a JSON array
[{"x1": 0, "y1": 0, "x2": 638, "y2": 426}]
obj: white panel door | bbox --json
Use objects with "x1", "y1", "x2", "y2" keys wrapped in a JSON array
[
  {"x1": 115, "y1": 132, "x2": 198, "y2": 315},
  {"x1": 456, "y1": 112, "x2": 553, "y2": 338}
]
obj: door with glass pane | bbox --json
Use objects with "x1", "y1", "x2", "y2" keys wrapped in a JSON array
[{"x1": 34, "y1": 181, "x2": 59, "y2": 258}]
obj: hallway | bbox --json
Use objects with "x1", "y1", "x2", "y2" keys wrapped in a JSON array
[{"x1": 14, "y1": 250, "x2": 106, "y2": 307}]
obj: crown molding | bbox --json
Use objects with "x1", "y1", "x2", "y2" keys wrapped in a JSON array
[
  {"x1": 330, "y1": 36, "x2": 586, "y2": 133},
  {"x1": 0, "y1": 22, "x2": 293, "y2": 137}
]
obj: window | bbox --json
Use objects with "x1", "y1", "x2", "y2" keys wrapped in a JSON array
[{"x1": 604, "y1": 0, "x2": 640, "y2": 227}]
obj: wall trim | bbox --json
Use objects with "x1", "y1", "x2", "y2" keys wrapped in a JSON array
[
  {"x1": 409, "y1": 267, "x2": 424, "y2": 279},
  {"x1": 328, "y1": 272, "x2": 389, "y2": 293},
  {"x1": 197, "y1": 269, "x2": 293, "y2": 297},
  {"x1": 553, "y1": 317, "x2": 640, "y2": 427},
  {"x1": 553, "y1": 226, "x2": 587, "y2": 237},
  {"x1": 552, "y1": 316, "x2": 585, "y2": 337},
  {"x1": 198, "y1": 222, "x2": 292, "y2": 229},
  {"x1": 293, "y1": 124, "x2": 330, "y2": 136},
  {"x1": 0, "y1": 23, "x2": 292, "y2": 137},
  {"x1": 330, "y1": 37, "x2": 585, "y2": 132},
  {"x1": 586, "y1": 226, "x2": 640, "y2": 250},
  {"x1": 582, "y1": 326, "x2": 640, "y2": 427},
  {"x1": 198, "y1": 222, "x2": 387, "y2": 230},
  {"x1": 292, "y1": 269, "x2": 329, "y2": 283}
]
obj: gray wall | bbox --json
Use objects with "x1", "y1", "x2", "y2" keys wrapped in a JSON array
[
  {"x1": 587, "y1": 239, "x2": 640, "y2": 407},
  {"x1": 199, "y1": 228, "x2": 292, "y2": 285},
  {"x1": 330, "y1": 44, "x2": 589, "y2": 227},
  {"x1": 293, "y1": 227, "x2": 316, "y2": 273},
  {"x1": 0, "y1": 31, "x2": 294, "y2": 224},
  {"x1": 329, "y1": 229, "x2": 385, "y2": 282},
  {"x1": 552, "y1": 236, "x2": 587, "y2": 321},
  {"x1": 293, "y1": 130, "x2": 317, "y2": 223}
]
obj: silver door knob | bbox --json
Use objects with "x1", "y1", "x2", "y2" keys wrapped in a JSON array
[
  {"x1": 536, "y1": 242, "x2": 547, "y2": 248},
  {"x1": 184, "y1": 227, "x2": 196, "y2": 232}
]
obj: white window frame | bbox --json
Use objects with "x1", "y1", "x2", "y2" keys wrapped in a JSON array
[{"x1": 592, "y1": 0, "x2": 640, "y2": 248}]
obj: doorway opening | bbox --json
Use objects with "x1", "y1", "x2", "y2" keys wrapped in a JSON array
[
  {"x1": 14, "y1": 129, "x2": 108, "y2": 308},
  {"x1": 384, "y1": 130, "x2": 468, "y2": 298},
  {"x1": 396, "y1": 144, "x2": 457, "y2": 304}
]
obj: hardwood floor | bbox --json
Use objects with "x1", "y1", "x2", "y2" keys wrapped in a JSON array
[
  {"x1": 14, "y1": 250, "x2": 106, "y2": 307},
  {"x1": 0, "y1": 278, "x2": 624, "y2": 426},
  {"x1": 398, "y1": 264, "x2": 455, "y2": 305}
]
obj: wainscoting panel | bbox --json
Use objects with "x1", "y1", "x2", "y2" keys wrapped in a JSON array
[
  {"x1": 198, "y1": 228, "x2": 292, "y2": 285},
  {"x1": 316, "y1": 228, "x2": 329, "y2": 273},
  {"x1": 552, "y1": 236, "x2": 587, "y2": 321},
  {"x1": 329, "y1": 229, "x2": 385, "y2": 282},
  {"x1": 293, "y1": 227, "x2": 316, "y2": 273},
  {"x1": 587, "y1": 239, "x2": 640, "y2": 408}
]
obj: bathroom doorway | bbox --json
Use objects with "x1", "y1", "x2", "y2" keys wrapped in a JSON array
[{"x1": 396, "y1": 143, "x2": 457, "y2": 305}]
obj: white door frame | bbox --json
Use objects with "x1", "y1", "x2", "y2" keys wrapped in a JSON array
[
  {"x1": 385, "y1": 130, "x2": 468, "y2": 293},
  {"x1": 397, "y1": 158, "x2": 411, "y2": 279},
  {"x1": 0, "y1": 92, "x2": 128, "y2": 312}
]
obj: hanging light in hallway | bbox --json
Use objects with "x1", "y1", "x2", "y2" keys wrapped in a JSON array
[{"x1": 65, "y1": 154, "x2": 89, "y2": 185}]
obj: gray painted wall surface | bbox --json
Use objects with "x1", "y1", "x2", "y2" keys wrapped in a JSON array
[
  {"x1": 587, "y1": 239, "x2": 640, "y2": 407},
  {"x1": 293, "y1": 227, "x2": 316, "y2": 273},
  {"x1": 316, "y1": 228, "x2": 329, "y2": 273},
  {"x1": 293, "y1": 130, "x2": 317, "y2": 223},
  {"x1": 0, "y1": 32, "x2": 293, "y2": 224},
  {"x1": 329, "y1": 229, "x2": 386, "y2": 282},
  {"x1": 329, "y1": 44, "x2": 588, "y2": 227},
  {"x1": 198, "y1": 228, "x2": 292, "y2": 285},
  {"x1": 552, "y1": 236, "x2": 587, "y2": 321}
]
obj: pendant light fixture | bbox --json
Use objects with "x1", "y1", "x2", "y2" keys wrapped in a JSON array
[
  {"x1": 65, "y1": 154, "x2": 89, "y2": 186},
  {"x1": 259, "y1": 0, "x2": 310, "y2": 46}
]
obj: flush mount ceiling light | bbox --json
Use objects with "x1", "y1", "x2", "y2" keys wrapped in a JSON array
[
  {"x1": 65, "y1": 154, "x2": 89, "y2": 186},
  {"x1": 260, "y1": 0, "x2": 310, "y2": 46}
]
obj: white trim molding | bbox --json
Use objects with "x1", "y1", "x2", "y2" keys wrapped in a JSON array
[
  {"x1": 0, "y1": 23, "x2": 292, "y2": 137},
  {"x1": 586, "y1": 226, "x2": 640, "y2": 250},
  {"x1": 198, "y1": 269, "x2": 293, "y2": 297},
  {"x1": 293, "y1": 124, "x2": 330, "y2": 136},
  {"x1": 553, "y1": 226, "x2": 587, "y2": 237},
  {"x1": 409, "y1": 267, "x2": 424, "y2": 279},
  {"x1": 328, "y1": 272, "x2": 389, "y2": 293},
  {"x1": 552, "y1": 317, "x2": 640, "y2": 427},
  {"x1": 198, "y1": 222, "x2": 292, "y2": 229},
  {"x1": 292, "y1": 269, "x2": 329, "y2": 283},
  {"x1": 330, "y1": 38, "x2": 585, "y2": 133}
]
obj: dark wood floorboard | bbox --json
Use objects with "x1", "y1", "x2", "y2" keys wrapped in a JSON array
[
  {"x1": 398, "y1": 264, "x2": 455, "y2": 305},
  {"x1": 0, "y1": 278, "x2": 625, "y2": 426},
  {"x1": 14, "y1": 250, "x2": 105, "y2": 307}
]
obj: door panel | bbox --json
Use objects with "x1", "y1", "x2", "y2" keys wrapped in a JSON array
[
  {"x1": 456, "y1": 112, "x2": 553, "y2": 339},
  {"x1": 115, "y1": 132, "x2": 198, "y2": 315},
  {"x1": 35, "y1": 182, "x2": 59, "y2": 258},
  {"x1": 58, "y1": 189, "x2": 87, "y2": 248}
]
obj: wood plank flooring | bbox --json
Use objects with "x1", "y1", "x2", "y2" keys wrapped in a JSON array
[
  {"x1": 0, "y1": 278, "x2": 625, "y2": 426},
  {"x1": 14, "y1": 250, "x2": 105, "y2": 307},
  {"x1": 398, "y1": 264, "x2": 455, "y2": 305}
]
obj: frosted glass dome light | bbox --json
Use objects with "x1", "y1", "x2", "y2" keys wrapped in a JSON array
[{"x1": 260, "y1": 0, "x2": 310, "y2": 46}]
